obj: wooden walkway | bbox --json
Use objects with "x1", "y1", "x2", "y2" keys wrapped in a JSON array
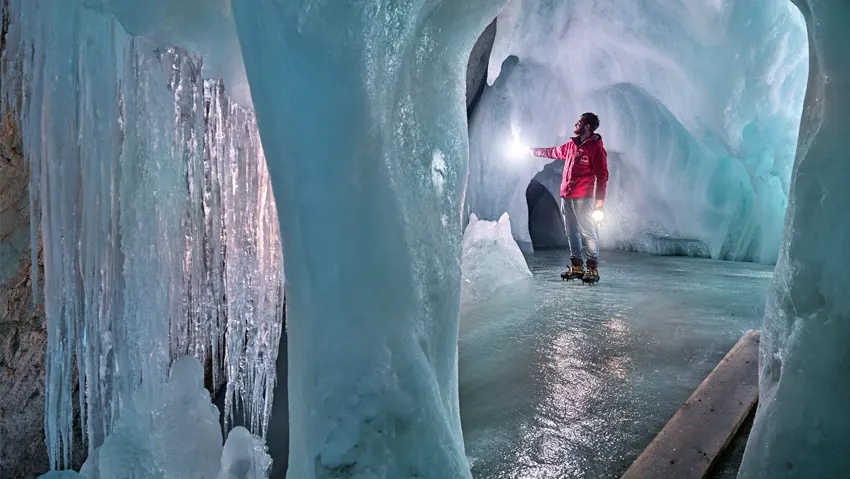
[{"x1": 622, "y1": 329, "x2": 760, "y2": 479}]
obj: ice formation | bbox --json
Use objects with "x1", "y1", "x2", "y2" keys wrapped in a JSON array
[
  {"x1": 1, "y1": 0, "x2": 282, "y2": 473},
  {"x1": 6, "y1": 0, "x2": 510, "y2": 475},
  {"x1": 468, "y1": 0, "x2": 809, "y2": 264},
  {"x1": 7, "y1": 0, "x2": 848, "y2": 476},
  {"x1": 738, "y1": 0, "x2": 850, "y2": 476},
  {"x1": 227, "y1": 1, "x2": 508, "y2": 476},
  {"x1": 78, "y1": 356, "x2": 270, "y2": 479},
  {"x1": 466, "y1": 55, "x2": 543, "y2": 253},
  {"x1": 217, "y1": 426, "x2": 272, "y2": 479},
  {"x1": 81, "y1": 0, "x2": 252, "y2": 107},
  {"x1": 461, "y1": 213, "x2": 533, "y2": 306}
]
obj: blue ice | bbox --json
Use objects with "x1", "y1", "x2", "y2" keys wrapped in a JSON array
[{"x1": 5, "y1": 0, "x2": 847, "y2": 477}]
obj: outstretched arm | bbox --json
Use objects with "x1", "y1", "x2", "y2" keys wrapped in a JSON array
[
  {"x1": 594, "y1": 147, "x2": 609, "y2": 205},
  {"x1": 531, "y1": 143, "x2": 569, "y2": 160}
]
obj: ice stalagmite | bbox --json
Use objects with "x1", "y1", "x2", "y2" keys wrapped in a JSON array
[
  {"x1": 228, "y1": 0, "x2": 507, "y2": 475},
  {"x1": 739, "y1": 1, "x2": 850, "y2": 477},
  {"x1": 460, "y1": 213, "x2": 532, "y2": 307}
]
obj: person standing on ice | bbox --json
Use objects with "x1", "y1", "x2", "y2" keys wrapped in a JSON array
[{"x1": 530, "y1": 112, "x2": 609, "y2": 283}]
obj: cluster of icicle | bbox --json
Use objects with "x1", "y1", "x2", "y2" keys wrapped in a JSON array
[{"x1": 1, "y1": 0, "x2": 284, "y2": 471}]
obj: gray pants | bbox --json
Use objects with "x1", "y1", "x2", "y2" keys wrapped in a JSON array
[{"x1": 561, "y1": 197, "x2": 599, "y2": 262}]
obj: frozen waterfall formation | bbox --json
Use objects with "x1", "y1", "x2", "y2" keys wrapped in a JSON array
[
  {"x1": 3, "y1": 0, "x2": 850, "y2": 477},
  {"x1": 466, "y1": 0, "x2": 809, "y2": 264},
  {"x1": 5, "y1": 0, "x2": 508, "y2": 477},
  {"x1": 2, "y1": 0, "x2": 283, "y2": 477}
]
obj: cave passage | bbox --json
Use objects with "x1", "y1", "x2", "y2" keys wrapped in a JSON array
[{"x1": 526, "y1": 179, "x2": 568, "y2": 250}]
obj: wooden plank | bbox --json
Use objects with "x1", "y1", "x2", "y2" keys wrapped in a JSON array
[{"x1": 621, "y1": 329, "x2": 760, "y2": 479}]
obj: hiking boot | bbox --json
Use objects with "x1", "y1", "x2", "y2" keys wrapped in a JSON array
[
  {"x1": 561, "y1": 257, "x2": 585, "y2": 281},
  {"x1": 582, "y1": 259, "x2": 600, "y2": 284}
]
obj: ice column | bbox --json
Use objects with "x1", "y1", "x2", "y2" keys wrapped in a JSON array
[
  {"x1": 228, "y1": 0, "x2": 506, "y2": 476},
  {"x1": 738, "y1": 1, "x2": 850, "y2": 476}
]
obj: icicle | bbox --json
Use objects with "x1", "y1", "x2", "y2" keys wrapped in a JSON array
[
  {"x1": 76, "y1": 7, "x2": 124, "y2": 453},
  {"x1": 202, "y1": 78, "x2": 228, "y2": 396},
  {"x1": 208, "y1": 79, "x2": 284, "y2": 436},
  {"x1": 22, "y1": 0, "x2": 87, "y2": 468}
]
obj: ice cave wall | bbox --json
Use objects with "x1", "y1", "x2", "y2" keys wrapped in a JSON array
[
  {"x1": 468, "y1": 0, "x2": 808, "y2": 264},
  {"x1": 739, "y1": 0, "x2": 850, "y2": 476},
  {"x1": 6, "y1": 0, "x2": 849, "y2": 477},
  {"x1": 0, "y1": 0, "x2": 506, "y2": 475}
]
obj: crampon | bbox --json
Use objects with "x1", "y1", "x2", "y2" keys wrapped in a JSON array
[
  {"x1": 581, "y1": 260, "x2": 600, "y2": 284},
  {"x1": 561, "y1": 259, "x2": 585, "y2": 281}
]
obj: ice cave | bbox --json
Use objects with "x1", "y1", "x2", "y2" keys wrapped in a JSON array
[{"x1": 0, "y1": 0, "x2": 847, "y2": 477}]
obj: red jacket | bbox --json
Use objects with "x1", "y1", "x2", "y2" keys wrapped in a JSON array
[{"x1": 533, "y1": 134, "x2": 609, "y2": 200}]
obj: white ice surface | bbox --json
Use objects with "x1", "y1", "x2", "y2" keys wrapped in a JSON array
[{"x1": 461, "y1": 213, "x2": 533, "y2": 306}]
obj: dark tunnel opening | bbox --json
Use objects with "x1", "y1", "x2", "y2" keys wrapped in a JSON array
[{"x1": 525, "y1": 179, "x2": 569, "y2": 249}]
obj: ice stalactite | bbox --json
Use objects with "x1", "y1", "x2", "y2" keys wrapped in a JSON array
[
  {"x1": 205, "y1": 80, "x2": 284, "y2": 436},
  {"x1": 739, "y1": 1, "x2": 850, "y2": 477},
  {"x1": 1, "y1": 0, "x2": 282, "y2": 473}
]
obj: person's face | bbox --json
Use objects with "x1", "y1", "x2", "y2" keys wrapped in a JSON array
[{"x1": 574, "y1": 118, "x2": 588, "y2": 136}]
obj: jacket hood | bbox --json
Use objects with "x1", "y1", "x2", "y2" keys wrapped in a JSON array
[{"x1": 573, "y1": 133, "x2": 603, "y2": 147}]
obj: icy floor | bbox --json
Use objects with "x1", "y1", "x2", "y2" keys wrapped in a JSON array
[{"x1": 458, "y1": 250, "x2": 773, "y2": 479}]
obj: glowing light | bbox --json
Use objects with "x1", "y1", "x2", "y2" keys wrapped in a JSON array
[
  {"x1": 506, "y1": 133, "x2": 530, "y2": 159},
  {"x1": 592, "y1": 209, "x2": 604, "y2": 223}
]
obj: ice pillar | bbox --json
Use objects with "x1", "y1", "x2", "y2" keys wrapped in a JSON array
[
  {"x1": 228, "y1": 1, "x2": 506, "y2": 476},
  {"x1": 739, "y1": 1, "x2": 850, "y2": 476}
]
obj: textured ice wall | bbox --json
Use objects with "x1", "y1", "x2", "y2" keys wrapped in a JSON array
[
  {"x1": 1, "y1": 0, "x2": 282, "y2": 471},
  {"x1": 81, "y1": 0, "x2": 251, "y2": 107},
  {"x1": 227, "y1": 1, "x2": 508, "y2": 476},
  {"x1": 738, "y1": 0, "x2": 850, "y2": 476},
  {"x1": 473, "y1": 0, "x2": 808, "y2": 263},
  {"x1": 461, "y1": 213, "x2": 532, "y2": 306},
  {"x1": 466, "y1": 55, "x2": 545, "y2": 253}
]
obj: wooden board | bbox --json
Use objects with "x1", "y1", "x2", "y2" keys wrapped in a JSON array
[{"x1": 621, "y1": 329, "x2": 760, "y2": 479}]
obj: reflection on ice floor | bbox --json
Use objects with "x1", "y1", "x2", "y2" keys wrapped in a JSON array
[{"x1": 458, "y1": 250, "x2": 772, "y2": 479}]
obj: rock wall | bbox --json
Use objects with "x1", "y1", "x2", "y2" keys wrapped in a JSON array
[{"x1": 0, "y1": 117, "x2": 84, "y2": 477}]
